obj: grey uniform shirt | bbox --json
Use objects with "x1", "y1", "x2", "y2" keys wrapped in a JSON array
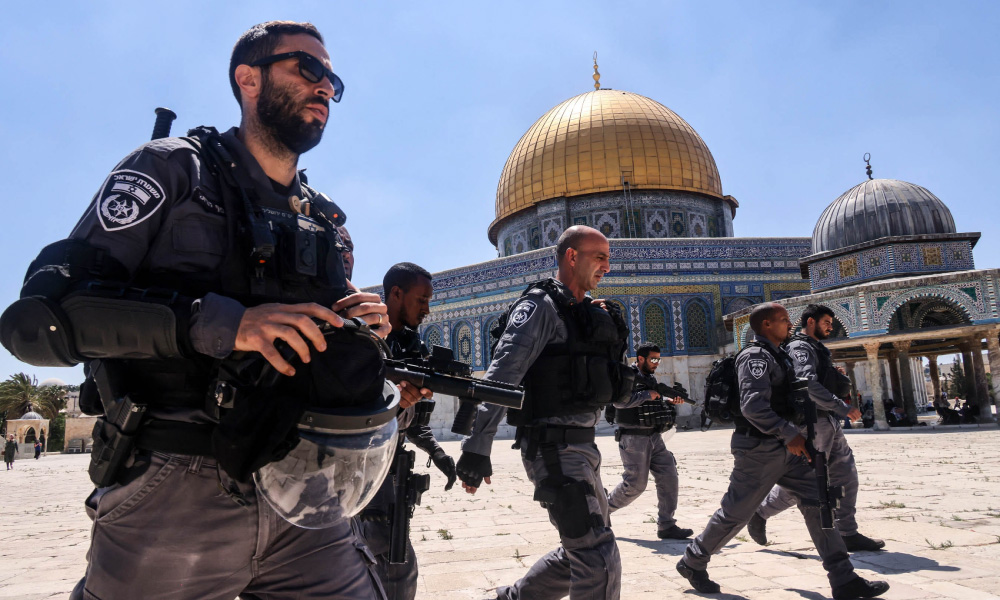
[
  {"x1": 736, "y1": 335, "x2": 801, "y2": 443},
  {"x1": 461, "y1": 280, "x2": 602, "y2": 456},
  {"x1": 785, "y1": 337, "x2": 851, "y2": 418},
  {"x1": 615, "y1": 367, "x2": 656, "y2": 410},
  {"x1": 68, "y1": 127, "x2": 317, "y2": 423}
]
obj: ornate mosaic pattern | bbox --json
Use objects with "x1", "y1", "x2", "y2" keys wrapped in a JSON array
[
  {"x1": 806, "y1": 239, "x2": 976, "y2": 292},
  {"x1": 453, "y1": 322, "x2": 473, "y2": 363},
  {"x1": 642, "y1": 301, "x2": 668, "y2": 349},
  {"x1": 685, "y1": 300, "x2": 711, "y2": 349}
]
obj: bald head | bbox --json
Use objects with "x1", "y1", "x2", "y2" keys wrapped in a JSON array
[
  {"x1": 749, "y1": 302, "x2": 793, "y2": 346},
  {"x1": 556, "y1": 226, "x2": 606, "y2": 265}
]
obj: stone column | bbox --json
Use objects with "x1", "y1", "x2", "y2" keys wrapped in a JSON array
[
  {"x1": 887, "y1": 352, "x2": 903, "y2": 410},
  {"x1": 985, "y1": 328, "x2": 1000, "y2": 422},
  {"x1": 961, "y1": 342, "x2": 978, "y2": 405},
  {"x1": 893, "y1": 341, "x2": 917, "y2": 423},
  {"x1": 863, "y1": 341, "x2": 888, "y2": 430},
  {"x1": 845, "y1": 361, "x2": 860, "y2": 408},
  {"x1": 970, "y1": 337, "x2": 993, "y2": 423},
  {"x1": 928, "y1": 356, "x2": 941, "y2": 403}
]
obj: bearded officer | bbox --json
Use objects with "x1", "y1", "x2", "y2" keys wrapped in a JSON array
[
  {"x1": 355, "y1": 262, "x2": 457, "y2": 599},
  {"x1": 748, "y1": 304, "x2": 885, "y2": 552},
  {"x1": 676, "y1": 303, "x2": 889, "y2": 600},
  {"x1": 456, "y1": 225, "x2": 630, "y2": 600},
  {"x1": 0, "y1": 21, "x2": 429, "y2": 600},
  {"x1": 606, "y1": 342, "x2": 692, "y2": 540}
]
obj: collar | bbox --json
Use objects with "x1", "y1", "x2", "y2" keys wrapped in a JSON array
[
  {"x1": 221, "y1": 127, "x2": 305, "y2": 208},
  {"x1": 751, "y1": 334, "x2": 784, "y2": 355}
]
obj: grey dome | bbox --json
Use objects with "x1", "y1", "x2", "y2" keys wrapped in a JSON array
[
  {"x1": 19, "y1": 411, "x2": 45, "y2": 420},
  {"x1": 812, "y1": 179, "x2": 956, "y2": 254}
]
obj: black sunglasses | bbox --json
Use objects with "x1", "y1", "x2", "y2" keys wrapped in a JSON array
[{"x1": 250, "y1": 51, "x2": 344, "y2": 103}]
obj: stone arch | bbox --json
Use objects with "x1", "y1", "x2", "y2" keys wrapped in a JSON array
[
  {"x1": 787, "y1": 302, "x2": 856, "y2": 336},
  {"x1": 641, "y1": 299, "x2": 669, "y2": 350},
  {"x1": 452, "y1": 321, "x2": 474, "y2": 364},
  {"x1": 724, "y1": 297, "x2": 754, "y2": 315},
  {"x1": 684, "y1": 298, "x2": 712, "y2": 350},
  {"x1": 880, "y1": 288, "x2": 975, "y2": 331},
  {"x1": 23, "y1": 426, "x2": 36, "y2": 444},
  {"x1": 423, "y1": 325, "x2": 444, "y2": 349}
]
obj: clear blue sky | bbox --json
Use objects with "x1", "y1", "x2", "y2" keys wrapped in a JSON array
[{"x1": 1, "y1": 1, "x2": 997, "y2": 384}]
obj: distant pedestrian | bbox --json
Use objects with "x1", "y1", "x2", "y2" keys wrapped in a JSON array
[
  {"x1": 34, "y1": 440, "x2": 42, "y2": 459},
  {"x1": 4, "y1": 435, "x2": 17, "y2": 470}
]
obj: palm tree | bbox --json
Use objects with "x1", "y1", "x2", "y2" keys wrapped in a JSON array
[{"x1": 0, "y1": 373, "x2": 66, "y2": 420}]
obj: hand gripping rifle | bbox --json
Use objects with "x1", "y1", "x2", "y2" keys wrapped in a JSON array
[
  {"x1": 389, "y1": 447, "x2": 431, "y2": 564},
  {"x1": 791, "y1": 377, "x2": 844, "y2": 529},
  {"x1": 634, "y1": 380, "x2": 697, "y2": 406},
  {"x1": 383, "y1": 346, "x2": 524, "y2": 437}
]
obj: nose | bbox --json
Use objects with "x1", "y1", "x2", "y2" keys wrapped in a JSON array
[{"x1": 313, "y1": 76, "x2": 335, "y2": 99}]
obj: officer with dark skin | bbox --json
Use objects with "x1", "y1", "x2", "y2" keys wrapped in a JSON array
[
  {"x1": 2, "y1": 21, "x2": 429, "y2": 600},
  {"x1": 749, "y1": 304, "x2": 885, "y2": 552},
  {"x1": 458, "y1": 225, "x2": 626, "y2": 600},
  {"x1": 606, "y1": 342, "x2": 692, "y2": 539},
  {"x1": 676, "y1": 303, "x2": 889, "y2": 600},
  {"x1": 354, "y1": 262, "x2": 456, "y2": 600},
  {"x1": 337, "y1": 225, "x2": 355, "y2": 280}
]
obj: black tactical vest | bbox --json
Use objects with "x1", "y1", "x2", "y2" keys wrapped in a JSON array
[
  {"x1": 615, "y1": 366, "x2": 658, "y2": 427},
  {"x1": 101, "y1": 128, "x2": 351, "y2": 412},
  {"x1": 505, "y1": 279, "x2": 632, "y2": 425}
]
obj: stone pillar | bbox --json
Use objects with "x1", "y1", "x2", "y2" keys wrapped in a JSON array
[
  {"x1": 961, "y1": 343, "x2": 978, "y2": 405},
  {"x1": 887, "y1": 352, "x2": 903, "y2": 410},
  {"x1": 970, "y1": 337, "x2": 993, "y2": 423},
  {"x1": 863, "y1": 342, "x2": 888, "y2": 430},
  {"x1": 893, "y1": 341, "x2": 917, "y2": 423},
  {"x1": 928, "y1": 356, "x2": 941, "y2": 403},
  {"x1": 845, "y1": 361, "x2": 860, "y2": 408},
  {"x1": 985, "y1": 328, "x2": 1000, "y2": 423}
]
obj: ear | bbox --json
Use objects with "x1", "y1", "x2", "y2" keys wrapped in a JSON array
[
  {"x1": 234, "y1": 63, "x2": 262, "y2": 104},
  {"x1": 389, "y1": 285, "x2": 403, "y2": 301}
]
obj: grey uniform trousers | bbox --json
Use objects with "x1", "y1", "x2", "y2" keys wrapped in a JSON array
[
  {"x1": 683, "y1": 433, "x2": 856, "y2": 588},
  {"x1": 71, "y1": 452, "x2": 385, "y2": 600},
  {"x1": 607, "y1": 431, "x2": 679, "y2": 529},
  {"x1": 755, "y1": 415, "x2": 860, "y2": 535},
  {"x1": 352, "y1": 472, "x2": 419, "y2": 600},
  {"x1": 497, "y1": 441, "x2": 621, "y2": 600}
]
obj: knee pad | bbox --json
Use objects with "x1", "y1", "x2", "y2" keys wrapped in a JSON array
[{"x1": 534, "y1": 478, "x2": 602, "y2": 539}]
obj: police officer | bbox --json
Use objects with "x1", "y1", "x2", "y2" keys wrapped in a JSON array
[
  {"x1": 748, "y1": 304, "x2": 885, "y2": 552},
  {"x1": 456, "y1": 225, "x2": 629, "y2": 600},
  {"x1": 676, "y1": 303, "x2": 889, "y2": 600},
  {"x1": 355, "y1": 262, "x2": 457, "y2": 599},
  {"x1": 1, "y1": 21, "x2": 429, "y2": 599},
  {"x1": 338, "y1": 225, "x2": 355, "y2": 280},
  {"x1": 607, "y1": 342, "x2": 693, "y2": 539}
]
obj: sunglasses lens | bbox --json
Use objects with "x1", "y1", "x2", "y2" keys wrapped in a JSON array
[
  {"x1": 298, "y1": 55, "x2": 323, "y2": 83},
  {"x1": 331, "y1": 74, "x2": 343, "y2": 102}
]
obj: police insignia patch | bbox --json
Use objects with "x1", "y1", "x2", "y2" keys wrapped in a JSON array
[
  {"x1": 96, "y1": 169, "x2": 166, "y2": 231},
  {"x1": 793, "y1": 349, "x2": 809, "y2": 365},
  {"x1": 509, "y1": 300, "x2": 537, "y2": 328},
  {"x1": 748, "y1": 359, "x2": 767, "y2": 379}
]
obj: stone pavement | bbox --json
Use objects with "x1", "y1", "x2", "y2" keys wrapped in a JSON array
[{"x1": 1, "y1": 427, "x2": 998, "y2": 599}]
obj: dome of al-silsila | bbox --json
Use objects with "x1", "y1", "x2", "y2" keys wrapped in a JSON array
[
  {"x1": 811, "y1": 178, "x2": 956, "y2": 254},
  {"x1": 20, "y1": 411, "x2": 45, "y2": 420},
  {"x1": 490, "y1": 89, "x2": 726, "y2": 243}
]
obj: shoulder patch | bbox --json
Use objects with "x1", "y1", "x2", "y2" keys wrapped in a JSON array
[
  {"x1": 793, "y1": 349, "x2": 810, "y2": 365},
  {"x1": 97, "y1": 169, "x2": 166, "y2": 231},
  {"x1": 509, "y1": 300, "x2": 537, "y2": 328},
  {"x1": 748, "y1": 358, "x2": 768, "y2": 379}
]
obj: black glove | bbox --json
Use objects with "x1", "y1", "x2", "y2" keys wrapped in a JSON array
[
  {"x1": 431, "y1": 450, "x2": 457, "y2": 491},
  {"x1": 456, "y1": 451, "x2": 492, "y2": 488}
]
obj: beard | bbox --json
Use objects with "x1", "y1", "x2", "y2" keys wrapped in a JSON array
[
  {"x1": 814, "y1": 328, "x2": 830, "y2": 340},
  {"x1": 256, "y1": 74, "x2": 327, "y2": 155}
]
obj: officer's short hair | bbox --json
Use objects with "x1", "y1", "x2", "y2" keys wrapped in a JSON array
[
  {"x1": 800, "y1": 304, "x2": 835, "y2": 328},
  {"x1": 383, "y1": 262, "x2": 432, "y2": 294},
  {"x1": 749, "y1": 302, "x2": 784, "y2": 335},
  {"x1": 230, "y1": 21, "x2": 325, "y2": 107},
  {"x1": 555, "y1": 226, "x2": 599, "y2": 264},
  {"x1": 636, "y1": 343, "x2": 660, "y2": 358}
]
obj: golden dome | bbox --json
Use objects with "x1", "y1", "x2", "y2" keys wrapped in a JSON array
[{"x1": 490, "y1": 89, "x2": 725, "y2": 242}]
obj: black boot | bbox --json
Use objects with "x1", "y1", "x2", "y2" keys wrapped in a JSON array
[
  {"x1": 747, "y1": 513, "x2": 768, "y2": 545},
  {"x1": 676, "y1": 559, "x2": 721, "y2": 593},
  {"x1": 832, "y1": 576, "x2": 890, "y2": 599},
  {"x1": 658, "y1": 524, "x2": 694, "y2": 539},
  {"x1": 843, "y1": 533, "x2": 885, "y2": 552}
]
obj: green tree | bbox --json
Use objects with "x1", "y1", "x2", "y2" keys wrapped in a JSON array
[
  {"x1": 47, "y1": 413, "x2": 66, "y2": 452},
  {"x1": 0, "y1": 373, "x2": 66, "y2": 420},
  {"x1": 948, "y1": 362, "x2": 970, "y2": 399}
]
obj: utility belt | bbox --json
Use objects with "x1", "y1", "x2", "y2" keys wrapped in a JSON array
[
  {"x1": 733, "y1": 425, "x2": 776, "y2": 439},
  {"x1": 615, "y1": 427, "x2": 661, "y2": 441},
  {"x1": 512, "y1": 424, "x2": 596, "y2": 461}
]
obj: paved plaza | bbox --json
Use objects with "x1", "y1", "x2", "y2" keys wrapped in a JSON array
[{"x1": 1, "y1": 426, "x2": 998, "y2": 599}]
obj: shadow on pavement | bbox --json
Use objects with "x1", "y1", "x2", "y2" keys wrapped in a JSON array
[{"x1": 849, "y1": 551, "x2": 959, "y2": 574}]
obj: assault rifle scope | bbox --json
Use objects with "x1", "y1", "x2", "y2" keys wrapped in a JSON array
[{"x1": 383, "y1": 346, "x2": 524, "y2": 437}]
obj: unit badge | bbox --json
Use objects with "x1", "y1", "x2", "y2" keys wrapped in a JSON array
[
  {"x1": 748, "y1": 358, "x2": 768, "y2": 379},
  {"x1": 793, "y1": 349, "x2": 809, "y2": 365},
  {"x1": 509, "y1": 300, "x2": 537, "y2": 328},
  {"x1": 97, "y1": 169, "x2": 166, "y2": 231}
]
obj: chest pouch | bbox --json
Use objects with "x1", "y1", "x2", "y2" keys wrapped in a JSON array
[{"x1": 638, "y1": 401, "x2": 676, "y2": 428}]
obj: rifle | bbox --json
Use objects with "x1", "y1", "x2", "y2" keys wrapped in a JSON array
[
  {"x1": 791, "y1": 377, "x2": 844, "y2": 529},
  {"x1": 634, "y1": 380, "x2": 697, "y2": 405},
  {"x1": 383, "y1": 346, "x2": 524, "y2": 436},
  {"x1": 389, "y1": 448, "x2": 431, "y2": 564}
]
